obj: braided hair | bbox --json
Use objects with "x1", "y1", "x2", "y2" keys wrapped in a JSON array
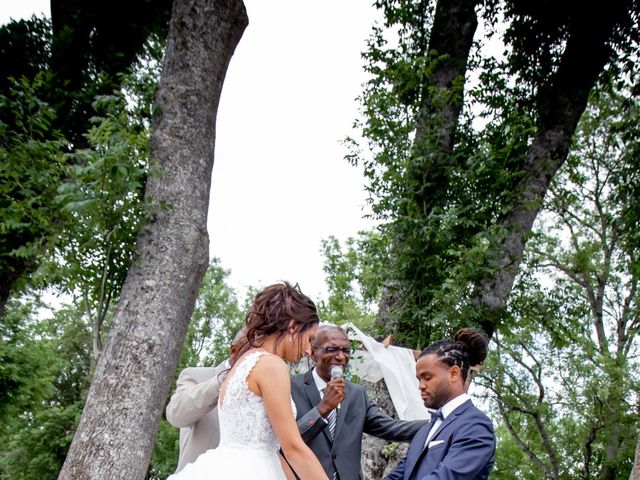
[{"x1": 418, "y1": 328, "x2": 488, "y2": 383}]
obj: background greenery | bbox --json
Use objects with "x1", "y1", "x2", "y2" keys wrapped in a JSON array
[{"x1": 1, "y1": 1, "x2": 638, "y2": 479}]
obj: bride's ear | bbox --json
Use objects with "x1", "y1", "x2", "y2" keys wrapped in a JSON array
[{"x1": 287, "y1": 319, "x2": 296, "y2": 334}]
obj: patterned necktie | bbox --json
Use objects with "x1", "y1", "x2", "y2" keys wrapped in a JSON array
[
  {"x1": 327, "y1": 407, "x2": 337, "y2": 439},
  {"x1": 328, "y1": 407, "x2": 338, "y2": 479},
  {"x1": 322, "y1": 388, "x2": 338, "y2": 440}
]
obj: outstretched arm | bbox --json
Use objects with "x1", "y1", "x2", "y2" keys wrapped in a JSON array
[
  {"x1": 166, "y1": 363, "x2": 226, "y2": 428},
  {"x1": 363, "y1": 389, "x2": 427, "y2": 442},
  {"x1": 250, "y1": 355, "x2": 328, "y2": 480}
]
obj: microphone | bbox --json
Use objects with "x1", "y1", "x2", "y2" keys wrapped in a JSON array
[{"x1": 329, "y1": 366, "x2": 344, "y2": 411}]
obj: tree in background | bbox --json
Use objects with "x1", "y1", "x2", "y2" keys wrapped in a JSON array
[
  {"x1": 148, "y1": 257, "x2": 244, "y2": 479},
  {"x1": 478, "y1": 83, "x2": 640, "y2": 479},
  {"x1": 0, "y1": 0, "x2": 172, "y2": 316},
  {"x1": 348, "y1": 0, "x2": 639, "y2": 346},
  {"x1": 58, "y1": 1, "x2": 248, "y2": 475},
  {"x1": 1, "y1": 32, "x2": 161, "y2": 359},
  {"x1": 0, "y1": 298, "x2": 92, "y2": 479},
  {"x1": 0, "y1": 69, "x2": 66, "y2": 318},
  {"x1": 0, "y1": 257, "x2": 244, "y2": 480},
  {"x1": 51, "y1": 42, "x2": 163, "y2": 362},
  {"x1": 318, "y1": 233, "x2": 386, "y2": 329}
]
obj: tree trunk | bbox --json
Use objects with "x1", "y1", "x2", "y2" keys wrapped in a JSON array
[
  {"x1": 474, "y1": 2, "x2": 633, "y2": 338},
  {"x1": 361, "y1": 378, "x2": 409, "y2": 479},
  {"x1": 58, "y1": 1, "x2": 247, "y2": 478},
  {"x1": 376, "y1": 0, "x2": 479, "y2": 335},
  {"x1": 630, "y1": 433, "x2": 640, "y2": 480}
]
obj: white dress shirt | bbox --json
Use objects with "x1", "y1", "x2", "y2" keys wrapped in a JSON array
[
  {"x1": 424, "y1": 392, "x2": 470, "y2": 447},
  {"x1": 312, "y1": 368, "x2": 341, "y2": 422}
]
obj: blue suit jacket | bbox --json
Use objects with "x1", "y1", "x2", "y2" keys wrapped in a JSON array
[{"x1": 384, "y1": 399, "x2": 495, "y2": 480}]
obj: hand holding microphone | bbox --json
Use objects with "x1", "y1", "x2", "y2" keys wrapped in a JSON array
[{"x1": 319, "y1": 366, "x2": 345, "y2": 417}]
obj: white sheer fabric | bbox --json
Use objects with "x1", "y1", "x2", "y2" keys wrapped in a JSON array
[{"x1": 345, "y1": 323, "x2": 429, "y2": 421}]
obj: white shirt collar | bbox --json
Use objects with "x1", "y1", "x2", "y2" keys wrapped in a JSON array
[
  {"x1": 312, "y1": 367, "x2": 327, "y2": 393},
  {"x1": 440, "y1": 392, "x2": 470, "y2": 419}
]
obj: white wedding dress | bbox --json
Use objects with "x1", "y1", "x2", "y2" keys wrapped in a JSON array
[{"x1": 168, "y1": 351, "x2": 290, "y2": 479}]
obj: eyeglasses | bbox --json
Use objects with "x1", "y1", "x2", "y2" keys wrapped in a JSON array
[{"x1": 312, "y1": 346, "x2": 351, "y2": 355}]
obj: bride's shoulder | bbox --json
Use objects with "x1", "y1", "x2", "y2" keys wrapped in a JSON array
[
  {"x1": 237, "y1": 349, "x2": 286, "y2": 373},
  {"x1": 253, "y1": 351, "x2": 287, "y2": 371},
  {"x1": 244, "y1": 351, "x2": 289, "y2": 394},
  {"x1": 244, "y1": 352, "x2": 286, "y2": 380}
]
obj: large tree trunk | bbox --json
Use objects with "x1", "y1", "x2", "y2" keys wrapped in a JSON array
[
  {"x1": 376, "y1": 0, "x2": 479, "y2": 334},
  {"x1": 474, "y1": 1, "x2": 634, "y2": 338},
  {"x1": 361, "y1": 378, "x2": 410, "y2": 479},
  {"x1": 630, "y1": 433, "x2": 640, "y2": 480},
  {"x1": 58, "y1": 1, "x2": 247, "y2": 478}
]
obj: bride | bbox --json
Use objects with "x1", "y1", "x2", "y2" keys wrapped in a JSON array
[{"x1": 168, "y1": 282, "x2": 328, "y2": 480}]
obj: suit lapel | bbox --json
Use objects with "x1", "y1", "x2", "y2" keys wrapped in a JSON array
[
  {"x1": 428, "y1": 399, "x2": 473, "y2": 443},
  {"x1": 405, "y1": 423, "x2": 431, "y2": 478},
  {"x1": 406, "y1": 400, "x2": 474, "y2": 478},
  {"x1": 303, "y1": 370, "x2": 334, "y2": 444},
  {"x1": 302, "y1": 370, "x2": 321, "y2": 406}
]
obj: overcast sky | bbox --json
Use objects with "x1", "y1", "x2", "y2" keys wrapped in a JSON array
[{"x1": 2, "y1": 1, "x2": 380, "y2": 302}]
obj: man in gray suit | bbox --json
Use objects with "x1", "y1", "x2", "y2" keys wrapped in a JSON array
[
  {"x1": 166, "y1": 361, "x2": 227, "y2": 472},
  {"x1": 291, "y1": 325, "x2": 427, "y2": 480},
  {"x1": 165, "y1": 329, "x2": 245, "y2": 473}
]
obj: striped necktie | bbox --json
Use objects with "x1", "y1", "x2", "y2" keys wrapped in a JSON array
[
  {"x1": 322, "y1": 388, "x2": 338, "y2": 440},
  {"x1": 327, "y1": 407, "x2": 337, "y2": 439}
]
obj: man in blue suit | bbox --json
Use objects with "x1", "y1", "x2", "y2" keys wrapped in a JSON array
[{"x1": 384, "y1": 328, "x2": 495, "y2": 480}]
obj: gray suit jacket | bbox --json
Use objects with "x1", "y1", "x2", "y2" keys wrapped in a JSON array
[
  {"x1": 165, "y1": 361, "x2": 227, "y2": 473},
  {"x1": 291, "y1": 369, "x2": 427, "y2": 480}
]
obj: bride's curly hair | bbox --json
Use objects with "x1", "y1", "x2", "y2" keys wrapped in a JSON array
[{"x1": 232, "y1": 282, "x2": 319, "y2": 363}]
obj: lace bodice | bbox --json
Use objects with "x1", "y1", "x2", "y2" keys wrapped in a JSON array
[{"x1": 218, "y1": 351, "x2": 296, "y2": 452}]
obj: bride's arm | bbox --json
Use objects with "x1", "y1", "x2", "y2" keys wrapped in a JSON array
[
  {"x1": 249, "y1": 355, "x2": 329, "y2": 480},
  {"x1": 278, "y1": 451, "x2": 298, "y2": 480}
]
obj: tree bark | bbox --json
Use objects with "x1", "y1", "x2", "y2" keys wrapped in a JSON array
[
  {"x1": 58, "y1": 1, "x2": 247, "y2": 478},
  {"x1": 474, "y1": 2, "x2": 633, "y2": 338},
  {"x1": 376, "y1": 0, "x2": 479, "y2": 334},
  {"x1": 413, "y1": 0, "x2": 478, "y2": 152},
  {"x1": 360, "y1": 378, "x2": 410, "y2": 479},
  {"x1": 630, "y1": 433, "x2": 640, "y2": 480}
]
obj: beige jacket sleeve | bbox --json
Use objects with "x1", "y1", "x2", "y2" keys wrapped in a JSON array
[{"x1": 166, "y1": 361, "x2": 228, "y2": 428}]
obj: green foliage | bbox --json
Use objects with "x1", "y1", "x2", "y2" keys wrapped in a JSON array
[
  {"x1": 347, "y1": 0, "x2": 541, "y2": 346},
  {"x1": 0, "y1": 297, "x2": 57, "y2": 420},
  {"x1": 480, "y1": 83, "x2": 640, "y2": 479},
  {"x1": 147, "y1": 419, "x2": 179, "y2": 480},
  {"x1": 348, "y1": 0, "x2": 640, "y2": 350},
  {"x1": 0, "y1": 300, "x2": 91, "y2": 480},
  {"x1": 1, "y1": 403, "x2": 83, "y2": 480},
  {"x1": 0, "y1": 17, "x2": 52, "y2": 94},
  {"x1": 51, "y1": 90, "x2": 151, "y2": 350},
  {"x1": 0, "y1": 74, "x2": 67, "y2": 298},
  {"x1": 0, "y1": 258, "x2": 245, "y2": 479},
  {"x1": 0, "y1": 17, "x2": 165, "y2": 320},
  {"x1": 317, "y1": 233, "x2": 387, "y2": 331}
]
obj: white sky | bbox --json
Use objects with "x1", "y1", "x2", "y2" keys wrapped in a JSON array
[{"x1": 1, "y1": 1, "x2": 379, "y2": 302}]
